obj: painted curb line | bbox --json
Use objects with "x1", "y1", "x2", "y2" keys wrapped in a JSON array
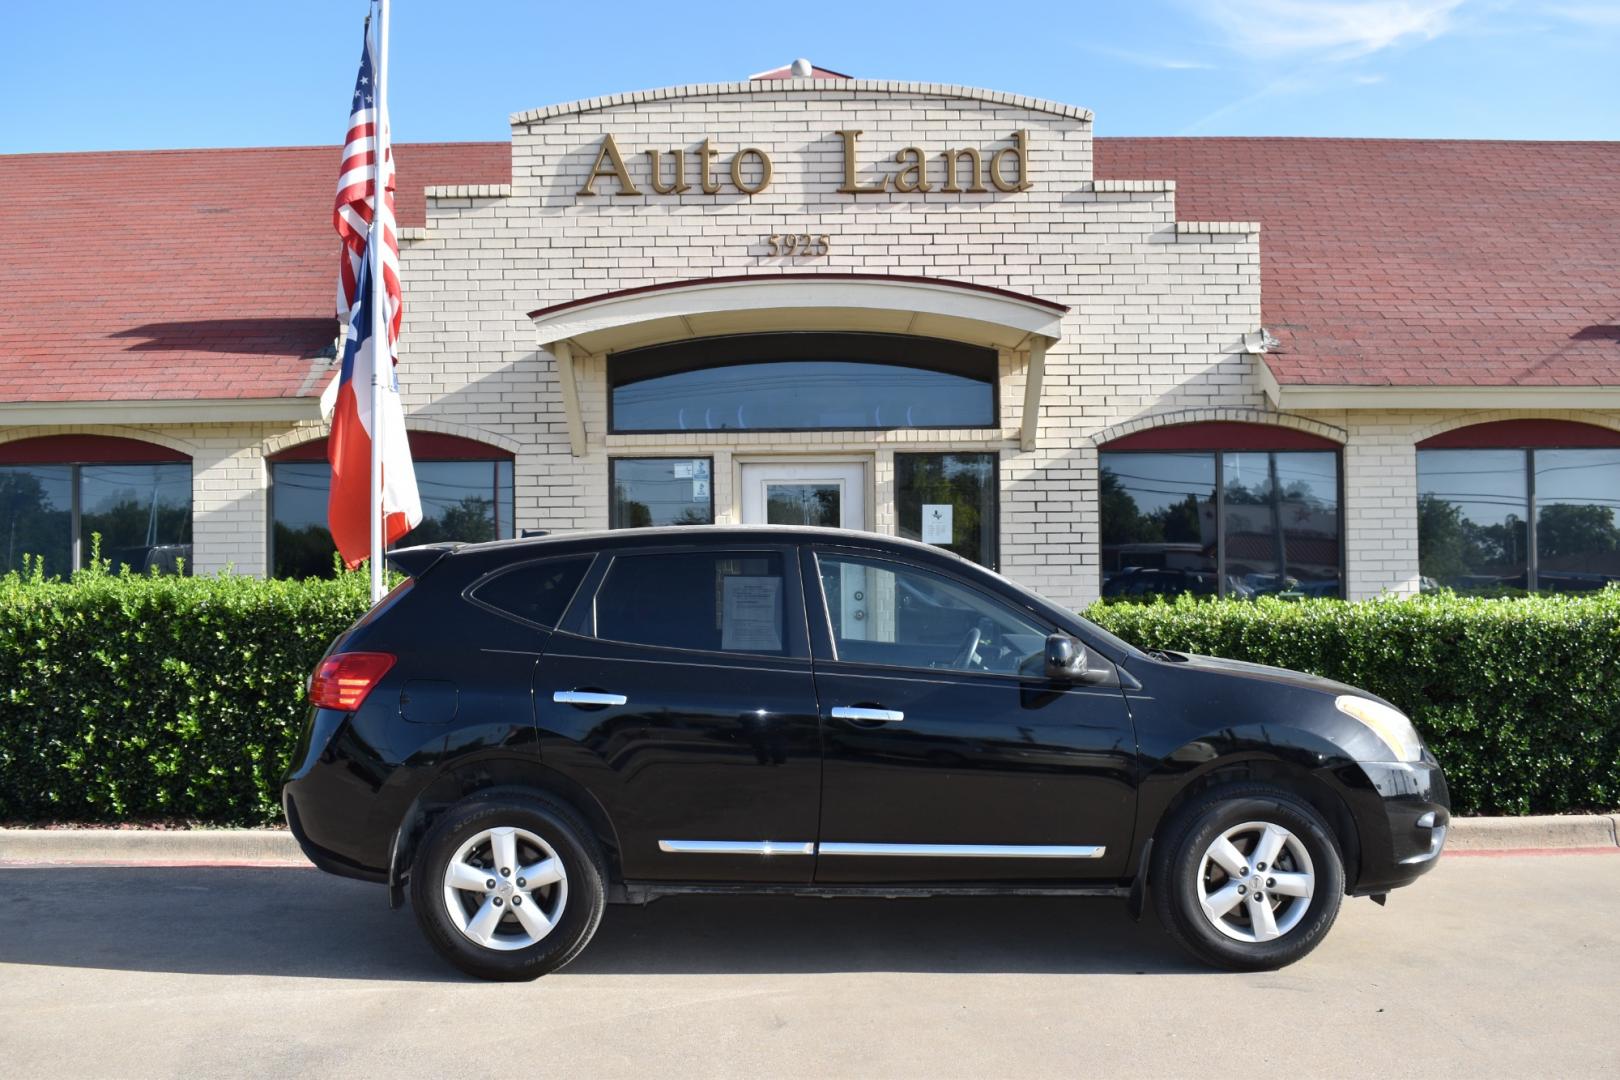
[{"x1": 2, "y1": 814, "x2": 1618, "y2": 866}]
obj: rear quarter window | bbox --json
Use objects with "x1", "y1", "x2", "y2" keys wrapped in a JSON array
[{"x1": 467, "y1": 555, "x2": 593, "y2": 628}]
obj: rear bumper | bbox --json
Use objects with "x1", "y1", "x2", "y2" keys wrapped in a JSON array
[
  {"x1": 283, "y1": 787, "x2": 387, "y2": 884},
  {"x1": 279, "y1": 706, "x2": 393, "y2": 882},
  {"x1": 1345, "y1": 759, "x2": 1450, "y2": 895}
]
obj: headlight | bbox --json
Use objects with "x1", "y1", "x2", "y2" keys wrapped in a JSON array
[{"x1": 1334, "y1": 695, "x2": 1423, "y2": 762}]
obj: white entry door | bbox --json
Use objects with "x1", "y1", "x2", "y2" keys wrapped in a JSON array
[{"x1": 740, "y1": 462, "x2": 867, "y2": 530}]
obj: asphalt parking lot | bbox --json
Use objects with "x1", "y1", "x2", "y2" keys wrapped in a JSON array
[{"x1": 1, "y1": 852, "x2": 1616, "y2": 1079}]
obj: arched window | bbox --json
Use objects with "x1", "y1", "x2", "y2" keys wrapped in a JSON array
[
  {"x1": 1098, "y1": 422, "x2": 1343, "y2": 600},
  {"x1": 0, "y1": 435, "x2": 192, "y2": 576},
  {"x1": 1416, "y1": 420, "x2": 1620, "y2": 593},
  {"x1": 268, "y1": 432, "x2": 514, "y2": 578},
  {"x1": 608, "y1": 332, "x2": 998, "y2": 433}
]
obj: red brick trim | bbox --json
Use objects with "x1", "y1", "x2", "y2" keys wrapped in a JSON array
[
  {"x1": 527, "y1": 273, "x2": 1070, "y2": 320},
  {"x1": 1099, "y1": 421, "x2": 1339, "y2": 452},
  {"x1": 1417, "y1": 419, "x2": 1620, "y2": 449},
  {"x1": 267, "y1": 432, "x2": 515, "y2": 463},
  {"x1": 0, "y1": 434, "x2": 189, "y2": 465}
]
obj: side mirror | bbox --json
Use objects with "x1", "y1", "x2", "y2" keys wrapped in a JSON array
[{"x1": 1044, "y1": 633, "x2": 1090, "y2": 681}]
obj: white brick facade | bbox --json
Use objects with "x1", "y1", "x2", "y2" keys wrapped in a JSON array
[{"x1": 6, "y1": 82, "x2": 1617, "y2": 603}]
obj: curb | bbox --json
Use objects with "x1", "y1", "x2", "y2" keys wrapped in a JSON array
[
  {"x1": 1445, "y1": 814, "x2": 1619, "y2": 851},
  {"x1": 0, "y1": 828, "x2": 308, "y2": 867},
  {"x1": 2, "y1": 814, "x2": 1618, "y2": 866}
]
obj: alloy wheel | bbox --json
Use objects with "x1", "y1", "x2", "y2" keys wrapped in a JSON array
[
  {"x1": 1195, "y1": 820, "x2": 1315, "y2": 943},
  {"x1": 441, "y1": 826, "x2": 569, "y2": 951}
]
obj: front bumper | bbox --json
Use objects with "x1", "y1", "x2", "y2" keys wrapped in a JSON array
[{"x1": 1345, "y1": 759, "x2": 1450, "y2": 895}]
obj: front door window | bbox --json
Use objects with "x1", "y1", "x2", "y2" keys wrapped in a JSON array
[
  {"x1": 766, "y1": 482, "x2": 841, "y2": 527},
  {"x1": 740, "y1": 462, "x2": 866, "y2": 530}
]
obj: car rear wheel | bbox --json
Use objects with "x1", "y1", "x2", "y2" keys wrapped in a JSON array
[
  {"x1": 410, "y1": 793, "x2": 606, "y2": 981},
  {"x1": 1152, "y1": 783, "x2": 1344, "y2": 971}
]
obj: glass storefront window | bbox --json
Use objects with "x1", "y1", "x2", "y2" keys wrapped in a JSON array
[
  {"x1": 1222, "y1": 451, "x2": 1343, "y2": 599},
  {"x1": 895, "y1": 452, "x2": 999, "y2": 569},
  {"x1": 79, "y1": 464, "x2": 194, "y2": 574},
  {"x1": 0, "y1": 464, "x2": 73, "y2": 577},
  {"x1": 1416, "y1": 449, "x2": 1530, "y2": 593},
  {"x1": 609, "y1": 458, "x2": 714, "y2": 528},
  {"x1": 1100, "y1": 452, "x2": 1219, "y2": 599},
  {"x1": 1534, "y1": 449, "x2": 1620, "y2": 592},
  {"x1": 270, "y1": 459, "x2": 515, "y2": 578},
  {"x1": 1, "y1": 461, "x2": 190, "y2": 577},
  {"x1": 1418, "y1": 446, "x2": 1620, "y2": 593},
  {"x1": 609, "y1": 333, "x2": 997, "y2": 433},
  {"x1": 1100, "y1": 450, "x2": 1341, "y2": 600}
]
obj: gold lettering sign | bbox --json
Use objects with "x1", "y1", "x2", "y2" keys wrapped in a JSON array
[
  {"x1": 577, "y1": 134, "x2": 641, "y2": 196},
  {"x1": 576, "y1": 131, "x2": 1033, "y2": 198}
]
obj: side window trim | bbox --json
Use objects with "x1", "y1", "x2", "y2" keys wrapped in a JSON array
[
  {"x1": 805, "y1": 546, "x2": 1057, "y2": 676},
  {"x1": 575, "y1": 544, "x2": 811, "y2": 661},
  {"x1": 463, "y1": 552, "x2": 598, "y2": 631}
]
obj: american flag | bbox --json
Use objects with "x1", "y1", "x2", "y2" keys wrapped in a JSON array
[{"x1": 333, "y1": 22, "x2": 401, "y2": 356}]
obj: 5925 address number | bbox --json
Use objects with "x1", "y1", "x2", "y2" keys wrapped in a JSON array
[{"x1": 765, "y1": 233, "x2": 830, "y2": 257}]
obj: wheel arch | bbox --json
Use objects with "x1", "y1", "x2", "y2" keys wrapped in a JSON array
[
  {"x1": 1134, "y1": 753, "x2": 1364, "y2": 893},
  {"x1": 388, "y1": 754, "x2": 624, "y2": 906}
]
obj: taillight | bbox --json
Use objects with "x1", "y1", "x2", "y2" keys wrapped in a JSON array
[{"x1": 309, "y1": 652, "x2": 396, "y2": 711}]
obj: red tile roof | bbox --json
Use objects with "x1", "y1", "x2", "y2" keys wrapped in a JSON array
[
  {"x1": 0, "y1": 142, "x2": 509, "y2": 403},
  {"x1": 2, "y1": 136, "x2": 1615, "y2": 404},
  {"x1": 1095, "y1": 137, "x2": 1620, "y2": 387}
]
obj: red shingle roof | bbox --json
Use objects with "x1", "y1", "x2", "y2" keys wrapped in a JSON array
[
  {"x1": 1095, "y1": 137, "x2": 1620, "y2": 387},
  {"x1": 0, "y1": 142, "x2": 508, "y2": 403},
  {"x1": 1, "y1": 136, "x2": 1615, "y2": 404}
]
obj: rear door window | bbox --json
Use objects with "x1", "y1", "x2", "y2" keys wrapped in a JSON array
[
  {"x1": 469, "y1": 555, "x2": 593, "y2": 628},
  {"x1": 593, "y1": 551, "x2": 790, "y2": 656}
]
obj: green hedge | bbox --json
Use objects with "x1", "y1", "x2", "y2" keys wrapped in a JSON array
[
  {"x1": 3, "y1": 559, "x2": 1616, "y2": 823},
  {"x1": 0, "y1": 561, "x2": 370, "y2": 825},
  {"x1": 1087, "y1": 592, "x2": 1620, "y2": 816}
]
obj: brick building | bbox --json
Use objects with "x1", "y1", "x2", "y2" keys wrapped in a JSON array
[{"x1": 2, "y1": 66, "x2": 1618, "y2": 606}]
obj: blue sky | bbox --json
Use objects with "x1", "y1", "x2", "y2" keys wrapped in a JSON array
[{"x1": 3, "y1": 1, "x2": 1616, "y2": 153}]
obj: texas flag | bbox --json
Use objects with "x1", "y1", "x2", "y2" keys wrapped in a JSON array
[{"x1": 327, "y1": 252, "x2": 421, "y2": 568}]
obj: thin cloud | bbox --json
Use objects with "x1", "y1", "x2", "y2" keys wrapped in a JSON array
[
  {"x1": 1545, "y1": 4, "x2": 1620, "y2": 28},
  {"x1": 1189, "y1": 1, "x2": 1463, "y2": 60},
  {"x1": 1089, "y1": 45, "x2": 1216, "y2": 70},
  {"x1": 1176, "y1": 1, "x2": 1459, "y2": 131}
]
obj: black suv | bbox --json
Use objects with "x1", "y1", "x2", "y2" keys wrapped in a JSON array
[{"x1": 282, "y1": 526, "x2": 1448, "y2": 980}]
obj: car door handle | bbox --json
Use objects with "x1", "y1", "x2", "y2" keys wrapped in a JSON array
[
  {"x1": 553, "y1": 690, "x2": 628, "y2": 707},
  {"x1": 830, "y1": 706, "x2": 904, "y2": 723}
]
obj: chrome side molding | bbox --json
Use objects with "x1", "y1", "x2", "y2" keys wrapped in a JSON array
[
  {"x1": 817, "y1": 842, "x2": 1106, "y2": 859},
  {"x1": 658, "y1": 840, "x2": 1106, "y2": 859},
  {"x1": 658, "y1": 839, "x2": 816, "y2": 856}
]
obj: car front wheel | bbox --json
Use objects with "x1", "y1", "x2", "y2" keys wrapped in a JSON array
[
  {"x1": 1152, "y1": 783, "x2": 1345, "y2": 971},
  {"x1": 410, "y1": 793, "x2": 606, "y2": 981}
]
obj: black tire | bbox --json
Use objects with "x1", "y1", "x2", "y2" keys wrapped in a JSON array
[
  {"x1": 1151, "y1": 783, "x2": 1345, "y2": 971},
  {"x1": 410, "y1": 792, "x2": 607, "y2": 981}
]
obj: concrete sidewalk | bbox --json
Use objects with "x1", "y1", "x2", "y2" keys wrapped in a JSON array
[{"x1": 2, "y1": 813, "x2": 1617, "y2": 865}]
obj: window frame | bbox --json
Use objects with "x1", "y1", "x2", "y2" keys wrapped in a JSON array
[
  {"x1": 605, "y1": 332, "x2": 1000, "y2": 435},
  {"x1": 806, "y1": 546, "x2": 1059, "y2": 681},
  {"x1": 607, "y1": 455, "x2": 717, "y2": 529},
  {"x1": 1098, "y1": 446, "x2": 1346, "y2": 600},
  {"x1": 571, "y1": 544, "x2": 810, "y2": 661},
  {"x1": 1417, "y1": 443, "x2": 1620, "y2": 593}
]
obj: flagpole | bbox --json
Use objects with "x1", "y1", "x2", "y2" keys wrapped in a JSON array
[{"x1": 367, "y1": 0, "x2": 389, "y2": 605}]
